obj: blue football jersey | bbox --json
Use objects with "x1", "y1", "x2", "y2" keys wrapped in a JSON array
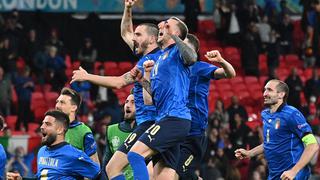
[
  {"x1": 134, "y1": 48, "x2": 161, "y2": 125},
  {"x1": 262, "y1": 104, "x2": 312, "y2": 179},
  {"x1": 37, "y1": 142, "x2": 100, "y2": 179},
  {"x1": 0, "y1": 144, "x2": 6, "y2": 180},
  {"x1": 188, "y1": 61, "x2": 218, "y2": 136},
  {"x1": 151, "y1": 44, "x2": 192, "y2": 121}
]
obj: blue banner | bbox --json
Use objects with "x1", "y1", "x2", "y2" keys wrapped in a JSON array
[
  {"x1": 0, "y1": 0, "x2": 213, "y2": 13},
  {"x1": 256, "y1": 0, "x2": 302, "y2": 14}
]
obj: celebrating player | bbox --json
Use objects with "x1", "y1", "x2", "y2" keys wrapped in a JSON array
[
  {"x1": 7, "y1": 110, "x2": 100, "y2": 179},
  {"x1": 235, "y1": 80, "x2": 319, "y2": 180},
  {"x1": 55, "y1": 87, "x2": 100, "y2": 165},
  {"x1": 176, "y1": 34, "x2": 236, "y2": 180},
  {"x1": 127, "y1": 17, "x2": 197, "y2": 180},
  {"x1": 71, "y1": 0, "x2": 160, "y2": 179}
]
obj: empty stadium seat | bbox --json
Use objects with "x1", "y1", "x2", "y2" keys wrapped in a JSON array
[
  {"x1": 104, "y1": 62, "x2": 119, "y2": 75},
  {"x1": 233, "y1": 84, "x2": 247, "y2": 92},
  {"x1": 5, "y1": 115, "x2": 17, "y2": 130},
  {"x1": 259, "y1": 76, "x2": 268, "y2": 87},
  {"x1": 118, "y1": 62, "x2": 133, "y2": 74},
  {"x1": 44, "y1": 91, "x2": 59, "y2": 108},
  {"x1": 223, "y1": 46, "x2": 239, "y2": 57},
  {"x1": 94, "y1": 61, "x2": 103, "y2": 74},
  {"x1": 244, "y1": 76, "x2": 259, "y2": 85},
  {"x1": 28, "y1": 123, "x2": 40, "y2": 133},
  {"x1": 230, "y1": 76, "x2": 244, "y2": 85}
]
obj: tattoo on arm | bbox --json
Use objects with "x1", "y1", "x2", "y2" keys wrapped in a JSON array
[
  {"x1": 171, "y1": 35, "x2": 197, "y2": 65},
  {"x1": 123, "y1": 72, "x2": 135, "y2": 84},
  {"x1": 140, "y1": 78, "x2": 152, "y2": 95}
]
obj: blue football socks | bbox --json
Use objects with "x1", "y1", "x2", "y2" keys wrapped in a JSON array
[{"x1": 127, "y1": 151, "x2": 149, "y2": 180}]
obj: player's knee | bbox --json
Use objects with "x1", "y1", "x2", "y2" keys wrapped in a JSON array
[{"x1": 105, "y1": 161, "x2": 121, "y2": 177}]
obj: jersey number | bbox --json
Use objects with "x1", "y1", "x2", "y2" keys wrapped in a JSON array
[
  {"x1": 40, "y1": 169, "x2": 49, "y2": 180},
  {"x1": 125, "y1": 133, "x2": 137, "y2": 144},
  {"x1": 184, "y1": 155, "x2": 194, "y2": 167},
  {"x1": 266, "y1": 129, "x2": 270, "y2": 143},
  {"x1": 152, "y1": 62, "x2": 159, "y2": 76},
  {"x1": 146, "y1": 124, "x2": 161, "y2": 136}
]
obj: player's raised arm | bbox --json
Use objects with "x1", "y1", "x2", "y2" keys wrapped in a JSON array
[
  {"x1": 165, "y1": 17, "x2": 197, "y2": 65},
  {"x1": 121, "y1": 0, "x2": 137, "y2": 51},
  {"x1": 171, "y1": 34, "x2": 197, "y2": 66},
  {"x1": 141, "y1": 60, "x2": 154, "y2": 105},
  {"x1": 71, "y1": 66, "x2": 136, "y2": 89},
  {"x1": 205, "y1": 50, "x2": 236, "y2": 79}
]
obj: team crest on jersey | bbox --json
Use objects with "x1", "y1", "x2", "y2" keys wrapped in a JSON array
[
  {"x1": 275, "y1": 118, "x2": 280, "y2": 129},
  {"x1": 111, "y1": 136, "x2": 121, "y2": 147},
  {"x1": 162, "y1": 51, "x2": 169, "y2": 60}
]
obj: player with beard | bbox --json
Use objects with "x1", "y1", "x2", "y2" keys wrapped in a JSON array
[
  {"x1": 7, "y1": 109, "x2": 100, "y2": 180},
  {"x1": 71, "y1": 0, "x2": 160, "y2": 179},
  {"x1": 235, "y1": 80, "x2": 319, "y2": 180},
  {"x1": 55, "y1": 87, "x2": 100, "y2": 165},
  {"x1": 128, "y1": 17, "x2": 197, "y2": 180},
  {"x1": 103, "y1": 94, "x2": 136, "y2": 180},
  {"x1": 0, "y1": 116, "x2": 6, "y2": 179}
]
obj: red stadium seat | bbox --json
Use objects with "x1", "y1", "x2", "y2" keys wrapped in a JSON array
[
  {"x1": 303, "y1": 68, "x2": 313, "y2": 80},
  {"x1": 232, "y1": 84, "x2": 247, "y2": 92},
  {"x1": 206, "y1": 40, "x2": 221, "y2": 47},
  {"x1": 94, "y1": 61, "x2": 103, "y2": 74},
  {"x1": 65, "y1": 55, "x2": 72, "y2": 69},
  {"x1": 276, "y1": 68, "x2": 289, "y2": 80},
  {"x1": 216, "y1": 83, "x2": 232, "y2": 93},
  {"x1": 43, "y1": 84, "x2": 52, "y2": 92},
  {"x1": 33, "y1": 106, "x2": 48, "y2": 123},
  {"x1": 285, "y1": 54, "x2": 303, "y2": 68},
  {"x1": 259, "y1": 76, "x2": 268, "y2": 87},
  {"x1": 118, "y1": 62, "x2": 133, "y2": 74},
  {"x1": 72, "y1": 61, "x2": 81, "y2": 70},
  {"x1": 44, "y1": 91, "x2": 59, "y2": 108},
  {"x1": 230, "y1": 76, "x2": 244, "y2": 85},
  {"x1": 223, "y1": 46, "x2": 239, "y2": 57},
  {"x1": 244, "y1": 76, "x2": 258, "y2": 85},
  {"x1": 104, "y1": 61, "x2": 118, "y2": 70},
  {"x1": 227, "y1": 54, "x2": 241, "y2": 69},
  {"x1": 198, "y1": 20, "x2": 216, "y2": 35},
  {"x1": 28, "y1": 123, "x2": 40, "y2": 133},
  {"x1": 248, "y1": 84, "x2": 262, "y2": 94},
  {"x1": 259, "y1": 54, "x2": 268, "y2": 75},
  {"x1": 5, "y1": 115, "x2": 17, "y2": 130},
  {"x1": 104, "y1": 62, "x2": 119, "y2": 75},
  {"x1": 221, "y1": 90, "x2": 234, "y2": 107},
  {"x1": 238, "y1": 90, "x2": 253, "y2": 106}
]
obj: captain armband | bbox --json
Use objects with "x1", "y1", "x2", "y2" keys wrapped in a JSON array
[{"x1": 302, "y1": 134, "x2": 317, "y2": 146}]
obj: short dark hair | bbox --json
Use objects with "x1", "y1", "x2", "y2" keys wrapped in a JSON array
[
  {"x1": 45, "y1": 109, "x2": 70, "y2": 133},
  {"x1": 140, "y1": 23, "x2": 159, "y2": 39},
  {"x1": 273, "y1": 79, "x2": 289, "y2": 103},
  {"x1": 0, "y1": 115, "x2": 4, "y2": 130},
  {"x1": 170, "y1": 17, "x2": 188, "y2": 40},
  {"x1": 60, "y1": 87, "x2": 81, "y2": 111},
  {"x1": 186, "y1": 34, "x2": 200, "y2": 53}
]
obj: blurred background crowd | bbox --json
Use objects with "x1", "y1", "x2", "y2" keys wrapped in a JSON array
[{"x1": 0, "y1": 0, "x2": 319, "y2": 179}]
